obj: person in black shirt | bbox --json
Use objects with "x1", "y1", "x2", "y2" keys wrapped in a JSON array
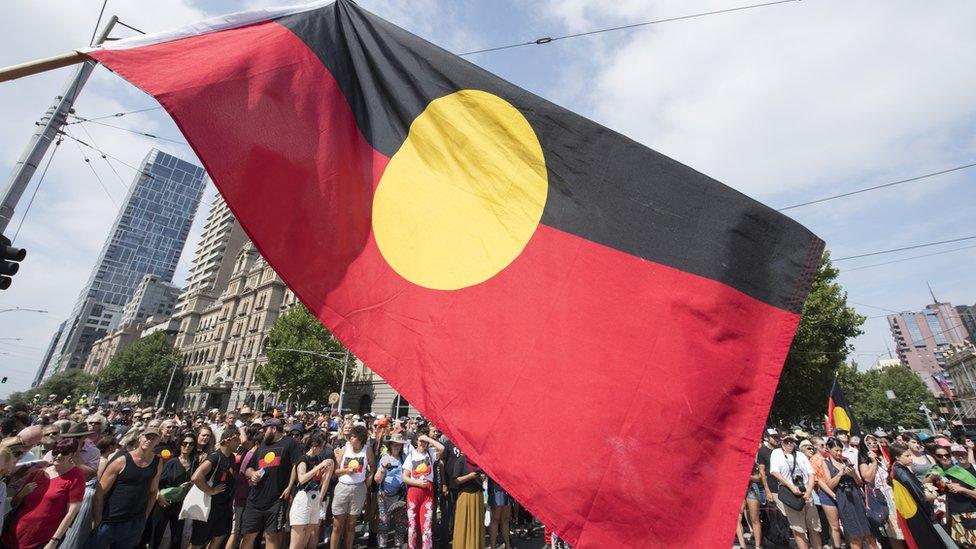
[
  {"x1": 85, "y1": 427, "x2": 162, "y2": 549},
  {"x1": 240, "y1": 418, "x2": 302, "y2": 549},
  {"x1": 289, "y1": 431, "x2": 334, "y2": 549},
  {"x1": 189, "y1": 427, "x2": 242, "y2": 549},
  {"x1": 150, "y1": 430, "x2": 198, "y2": 548},
  {"x1": 450, "y1": 448, "x2": 485, "y2": 548},
  {"x1": 756, "y1": 429, "x2": 781, "y2": 500}
]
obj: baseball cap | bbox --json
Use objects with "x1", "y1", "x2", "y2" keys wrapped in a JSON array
[
  {"x1": 288, "y1": 422, "x2": 305, "y2": 434},
  {"x1": 263, "y1": 418, "x2": 283, "y2": 428},
  {"x1": 951, "y1": 444, "x2": 967, "y2": 454},
  {"x1": 142, "y1": 427, "x2": 161, "y2": 437}
]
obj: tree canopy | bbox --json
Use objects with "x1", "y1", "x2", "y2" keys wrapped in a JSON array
[
  {"x1": 769, "y1": 252, "x2": 865, "y2": 425},
  {"x1": 257, "y1": 305, "x2": 346, "y2": 408},
  {"x1": 98, "y1": 331, "x2": 182, "y2": 404},
  {"x1": 836, "y1": 362, "x2": 937, "y2": 431},
  {"x1": 6, "y1": 368, "x2": 94, "y2": 407}
]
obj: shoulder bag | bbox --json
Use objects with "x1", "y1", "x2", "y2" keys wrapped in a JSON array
[
  {"x1": 179, "y1": 454, "x2": 221, "y2": 522},
  {"x1": 776, "y1": 454, "x2": 806, "y2": 511}
]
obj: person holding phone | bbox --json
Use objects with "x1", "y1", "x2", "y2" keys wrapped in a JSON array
[{"x1": 823, "y1": 437, "x2": 874, "y2": 549}]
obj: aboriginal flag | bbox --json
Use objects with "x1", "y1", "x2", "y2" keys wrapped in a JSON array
[
  {"x1": 827, "y1": 378, "x2": 858, "y2": 435},
  {"x1": 86, "y1": 2, "x2": 822, "y2": 546}
]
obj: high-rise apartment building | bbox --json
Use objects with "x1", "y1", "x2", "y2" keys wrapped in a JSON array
[
  {"x1": 38, "y1": 149, "x2": 206, "y2": 379},
  {"x1": 889, "y1": 295, "x2": 968, "y2": 395},
  {"x1": 958, "y1": 304, "x2": 976, "y2": 344},
  {"x1": 119, "y1": 274, "x2": 180, "y2": 327}
]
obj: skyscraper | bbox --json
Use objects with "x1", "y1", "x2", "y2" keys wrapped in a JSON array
[
  {"x1": 38, "y1": 149, "x2": 206, "y2": 379},
  {"x1": 888, "y1": 293, "x2": 968, "y2": 395}
]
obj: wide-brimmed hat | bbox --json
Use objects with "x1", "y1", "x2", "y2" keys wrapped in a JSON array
[
  {"x1": 386, "y1": 433, "x2": 410, "y2": 445},
  {"x1": 61, "y1": 422, "x2": 94, "y2": 438}
]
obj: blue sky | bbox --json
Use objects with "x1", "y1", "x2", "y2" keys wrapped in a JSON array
[{"x1": 1, "y1": 0, "x2": 974, "y2": 397}]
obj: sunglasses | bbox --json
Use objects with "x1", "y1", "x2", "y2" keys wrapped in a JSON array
[
  {"x1": 181, "y1": 441, "x2": 195, "y2": 447},
  {"x1": 52, "y1": 449, "x2": 72, "y2": 457},
  {"x1": 935, "y1": 453, "x2": 951, "y2": 458},
  {"x1": 782, "y1": 440, "x2": 796, "y2": 445}
]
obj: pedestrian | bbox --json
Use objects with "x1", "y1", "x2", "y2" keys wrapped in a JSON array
[
  {"x1": 289, "y1": 431, "x2": 334, "y2": 549},
  {"x1": 769, "y1": 434, "x2": 822, "y2": 549},
  {"x1": 1, "y1": 437, "x2": 84, "y2": 548},
  {"x1": 450, "y1": 450, "x2": 485, "y2": 549},
  {"x1": 487, "y1": 475, "x2": 514, "y2": 549},
  {"x1": 821, "y1": 437, "x2": 873, "y2": 548},
  {"x1": 197, "y1": 424, "x2": 216, "y2": 455},
  {"x1": 240, "y1": 418, "x2": 302, "y2": 549},
  {"x1": 860, "y1": 433, "x2": 905, "y2": 548},
  {"x1": 812, "y1": 437, "x2": 843, "y2": 549},
  {"x1": 743, "y1": 460, "x2": 764, "y2": 549},
  {"x1": 906, "y1": 434, "x2": 936, "y2": 480},
  {"x1": 188, "y1": 426, "x2": 242, "y2": 549},
  {"x1": 375, "y1": 433, "x2": 409, "y2": 549},
  {"x1": 402, "y1": 426, "x2": 444, "y2": 549},
  {"x1": 944, "y1": 442, "x2": 976, "y2": 546},
  {"x1": 85, "y1": 426, "x2": 162, "y2": 548},
  {"x1": 226, "y1": 423, "x2": 263, "y2": 549},
  {"x1": 151, "y1": 430, "x2": 198, "y2": 548},
  {"x1": 332, "y1": 424, "x2": 375, "y2": 549}
]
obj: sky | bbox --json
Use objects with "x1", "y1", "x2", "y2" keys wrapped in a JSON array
[{"x1": 1, "y1": 0, "x2": 974, "y2": 397}]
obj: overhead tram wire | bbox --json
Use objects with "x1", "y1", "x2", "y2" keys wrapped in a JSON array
[
  {"x1": 841, "y1": 244, "x2": 976, "y2": 273},
  {"x1": 69, "y1": 114, "x2": 190, "y2": 146},
  {"x1": 66, "y1": 106, "x2": 163, "y2": 123},
  {"x1": 832, "y1": 235, "x2": 976, "y2": 262},
  {"x1": 57, "y1": 130, "x2": 152, "y2": 174},
  {"x1": 778, "y1": 162, "x2": 976, "y2": 211},
  {"x1": 458, "y1": 0, "x2": 799, "y2": 56},
  {"x1": 12, "y1": 137, "x2": 61, "y2": 242},
  {"x1": 66, "y1": 130, "x2": 118, "y2": 208},
  {"x1": 77, "y1": 123, "x2": 130, "y2": 195}
]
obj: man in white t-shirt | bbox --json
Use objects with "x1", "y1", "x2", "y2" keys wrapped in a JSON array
[{"x1": 769, "y1": 435, "x2": 822, "y2": 549}]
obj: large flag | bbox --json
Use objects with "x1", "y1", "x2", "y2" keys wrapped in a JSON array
[
  {"x1": 827, "y1": 378, "x2": 858, "y2": 435},
  {"x1": 84, "y1": 2, "x2": 823, "y2": 546},
  {"x1": 892, "y1": 465, "x2": 954, "y2": 549}
]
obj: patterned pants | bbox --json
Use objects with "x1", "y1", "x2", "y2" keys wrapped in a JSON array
[
  {"x1": 406, "y1": 484, "x2": 434, "y2": 549},
  {"x1": 378, "y1": 491, "x2": 408, "y2": 548}
]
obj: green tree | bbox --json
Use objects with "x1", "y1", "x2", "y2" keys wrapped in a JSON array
[
  {"x1": 7, "y1": 369, "x2": 94, "y2": 406},
  {"x1": 257, "y1": 305, "x2": 346, "y2": 408},
  {"x1": 839, "y1": 362, "x2": 937, "y2": 431},
  {"x1": 768, "y1": 252, "x2": 865, "y2": 425},
  {"x1": 99, "y1": 332, "x2": 181, "y2": 402}
]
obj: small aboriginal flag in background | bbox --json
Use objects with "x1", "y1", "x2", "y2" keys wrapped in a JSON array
[
  {"x1": 85, "y1": 2, "x2": 823, "y2": 546},
  {"x1": 827, "y1": 378, "x2": 858, "y2": 435}
]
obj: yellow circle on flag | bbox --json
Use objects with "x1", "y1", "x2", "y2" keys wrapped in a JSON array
[
  {"x1": 161, "y1": 449, "x2": 172, "y2": 459},
  {"x1": 348, "y1": 459, "x2": 360, "y2": 470},
  {"x1": 892, "y1": 479, "x2": 917, "y2": 519},
  {"x1": 264, "y1": 451, "x2": 276, "y2": 464},
  {"x1": 833, "y1": 407, "x2": 852, "y2": 431},
  {"x1": 372, "y1": 89, "x2": 548, "y2": 290}
]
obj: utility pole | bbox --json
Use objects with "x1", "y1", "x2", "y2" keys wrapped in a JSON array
[{"x1": 0, "y1": 16, "x2": 117, "y2": 234}]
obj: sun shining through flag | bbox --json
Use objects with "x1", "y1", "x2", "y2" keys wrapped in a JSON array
[{"x1": 84, "y1": 1, "x2": 823, "y2": 546}]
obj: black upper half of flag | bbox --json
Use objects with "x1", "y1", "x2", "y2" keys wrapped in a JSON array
[{"x1": 277, "y1": 0, "x2": 824, "y2": 313}]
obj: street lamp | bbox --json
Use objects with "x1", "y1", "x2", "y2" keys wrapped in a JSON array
[
  {"x1": 268, "y1": 346, "x2": 350, "y2": 413},
  {"x1": 160, "y1": 355, "x2": 181, "y2": 411}
]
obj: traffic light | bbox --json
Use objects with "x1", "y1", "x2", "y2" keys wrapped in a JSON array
[
  {"x1": 0, "y1": 377, "x2": 6, "y2": 383},
  {"x1": 0, "y1": 234, "x2": 26, "y2": 290}
]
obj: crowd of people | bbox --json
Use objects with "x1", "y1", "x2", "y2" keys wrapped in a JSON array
[
  {"x1": 0, "y1": 402, "x2": 568, "y2": 549},
  {"x1": 746, "y1": 426, "x2": 976, "y2": 548}
]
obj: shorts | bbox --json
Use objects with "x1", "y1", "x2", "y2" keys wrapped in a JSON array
[
  {"x1": 231, "y1": 505, "x2": 245, "y2": 534},
  {"x1": 490, "y1": 488, "x2": 513, "y2": 507},
  {"x1": 745, "y1": 484, "x2": 766, "y2": 504},
  {"x1": 332, "y1": 481, "x2": 367, "y2": 516},
  {"x1": 290, "y1": 490, "x2": 323, "y2": 526},
  {"x1": 776, "y1": 499, "x2": 821, "y2": 535},
  {"x1": 241, "y1": 499, "x2": 286, "y2": 534},
  {"x1": 190, "y1": 501, "x2": 233, "y2": 545},
  {"x1": 817, "y1": 489, "x2": 836, "y2": 507}
]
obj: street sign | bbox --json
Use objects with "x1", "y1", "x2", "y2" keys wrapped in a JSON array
[{"x1": 328, "y1": 392, "x2": 339, "y2": 404}]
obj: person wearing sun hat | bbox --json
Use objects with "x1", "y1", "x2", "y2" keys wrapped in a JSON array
[{"x1": 60, "y1": 421, "x2": 100, "y2": 470}]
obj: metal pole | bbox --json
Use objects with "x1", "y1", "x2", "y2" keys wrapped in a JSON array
[
  {"x1": 920, "y1": 404, "x2": 937, "y2": 433},
  {"x1": 337, "y1": 349, "x2": 350, "y2": 414},
  {"x1": 394, "y1": 394, "x2": 401, "y2": 418},
  {"x1": 0, "y1": 16, "x2": 117, "y2": 234},
  {"x1": 161, "y1": 357, "x2": 179, "y2": 411}
]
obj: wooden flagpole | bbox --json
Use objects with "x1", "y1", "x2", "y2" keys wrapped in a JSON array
[{"x1": 0, "y1": 51, "x2": 90, "y2": 84}]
